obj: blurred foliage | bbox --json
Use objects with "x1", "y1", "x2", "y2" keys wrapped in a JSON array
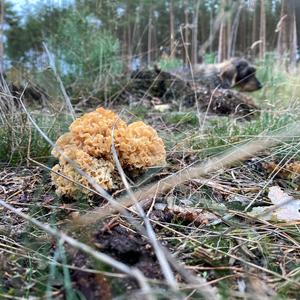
[
  {"x1": 5, "y1": 4, "x2": 121, "y2": 93},
  {"x1": 49, "y1": 9, "x2": 121, "y2": 84},
  {"x1": 6, "y1": 6, "x2": 68, "y2": 64},
  {"x1": 157, "y1": 56, "x2": 182, "y2": 71},
  {"x1": 1, "y1": 0, "x2": 298, "y2": 100}
]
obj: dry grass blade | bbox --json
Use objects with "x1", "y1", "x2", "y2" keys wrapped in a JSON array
[
  {"x1": 43, "y1": 43, "x2": 75, "y2": 120},
  {"x1": 78, "y1": 124, "x2": 300, "y2": 224},
  {"x1": 110, "y1": 126, "x2": 178, "y2": 291}
]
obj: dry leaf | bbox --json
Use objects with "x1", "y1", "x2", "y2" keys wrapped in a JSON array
[
  {"x1": 154, "y1": 104, "x2": 171, "y2": 112},
  {"x1": 154, "y1": 203, "x2": 219, "y2": 226},
  {"x1": 263, "y1": 161, "x2": 300, "y2": 190},
  {"x1": 250, "y1": 186, "x2": 300, "y2": 222}
]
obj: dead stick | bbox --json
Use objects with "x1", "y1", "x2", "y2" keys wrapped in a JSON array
[{"x1": 76, "y1": 126, "x2": 300, "y2": 226}]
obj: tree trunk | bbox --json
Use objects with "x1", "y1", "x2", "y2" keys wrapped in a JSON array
[
  {"x1": 252, "y1": 0, "x2": 257, "y2": 44},
  {"x1": 226, "y1": 5, "x2": 232, "y2": 59},
  {"x1": 277, "y1": 0, "x2": 289, "y2": 66},
  {"x1": 122, "y1": 23, "x2": 129, "y2": 73},
  {"x1": 277, "y1": 0, "x2": 297, "y2": 71},
  {"x1": 289, "y1": 0, "x2": 297, "y2": 72},
  {"x1": 147, "y1": 6, "x2": 153, "y2": 66},
  {"x1": 191, "y1": 0, "x2": 201, "y2": 65},
  {"x1": 127, "y1": 20, "x2": 132, "y2": 70},
  {"x1": 131, "y1": 5, "x2": 139, "y2": 59},
  {"x1": 295, "y1": 0, "x2": 300, "y2": 57},
  {"x1": 0, "y1": 0, "x2": 4, "y2": 73},
  {"x1": 152, "y1": 15, "x2": 158, "y2": 62},
  {"x1": 183, "y1": 0, "x2": 190, "y2": 66},
  {"x1": 169, "y1": 0, "x2": 175, "y2": 57},
  {"x1": 134, "y1": 5, "x2": 143, "y2": 68},
  {"x1": 218, "y1": 0, "x2": 228, "y2": 63},
  {"x1": 230, "y1": 3, "x2": 243, "y2": 57},
  {"x1": 259, "y1": 0, "x2": 266, "y2": 60},
  {"x1": 209, "y1": 5, "x2": 213, "y2": 54},
  {"x1": 218, "y1": 22, "x2": 226, "y2": 62}
]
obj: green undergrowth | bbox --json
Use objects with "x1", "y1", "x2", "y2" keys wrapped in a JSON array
[
  {"x1": 255, "y1": 54, "x2": 300, "y2": 106},
  {"x1": 191, "y1": 110, "x2": 300, "y2": 159},
  {"x1": 128, "y1": 105, "x2": 149, "y2": 120},
  {"x1": 0, "y1": 112, "x2": 72, "y2": 165},
  {"x1": 164, "y1": 111, "x2": 199, "y2": 126}
]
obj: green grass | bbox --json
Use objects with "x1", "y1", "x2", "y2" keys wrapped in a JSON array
[
  {"x1": 191, "y1": 110, "x2": 300, "y2": 159},
  {"x1": 255, "y1": 54, "x2": 300, "y2": 107},
  {"x1": 0, "y1": 112, "x2": 72, "y2": 165},
  {"x1": 157, "y1": 56, "x2": 182, "y2": 71},
  {"x1": 128, "y1": 105, "x2": 149, "y2": 120},
  {"x1": 164, "y1": 111, "x2": 199, "y2": 126}
]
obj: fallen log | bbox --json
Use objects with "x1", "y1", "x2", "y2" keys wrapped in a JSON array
[{"x1": 114, "y1": 68, "x2": 259, "y2": 118}]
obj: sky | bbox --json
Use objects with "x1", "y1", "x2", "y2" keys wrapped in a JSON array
[
  {"x1": 13, "y1": 0, "x2": 40, "y2": 12},
  {"x1": 11, "y1": 0, "x2": 73, "y2": 14}
]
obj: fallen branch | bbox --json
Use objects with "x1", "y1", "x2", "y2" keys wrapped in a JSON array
[{"x1": 76, "y1": 124, "x2": 300, "y2": 225}]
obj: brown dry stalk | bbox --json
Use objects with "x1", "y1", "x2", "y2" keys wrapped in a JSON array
[{"x1": 76, "y1": 125, "x2": 300, "y2": 226}]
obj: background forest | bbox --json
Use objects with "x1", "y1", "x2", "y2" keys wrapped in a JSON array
[{"x1": 1, "y1": 0, "x2": 300, "y2": 96}]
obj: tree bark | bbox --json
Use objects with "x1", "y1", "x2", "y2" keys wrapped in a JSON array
[
  {"x1": 152, "y1": 14, "x2": 158, "y2": 62},
  {"x1": 230, "y1": 3, "x2": 243, "y2": 57},
  {"x1": 289, "y1": 0, "x2": 297, "y2": 72},
  {"x1": 277, "y1": 0, "x2": 289, "y2": 66},
  {"x1": 183, "y1": 0, "x2": 190, "y2": 66},
  {"x1": 252, "y1": 0, "x2": 257, "y2": 44},
  {"x1": 191, "y1": 0, "x2": 201, "y2": 65},
  {"x1": 122, "y1": 25, "x2": 129, "y2": 73},
  {"x1": 277, "y1": 0, "x2": 297, "y2": 71},
  {"x1": 0, "y1": 0, "x2": 4, "y2": 73},
  {"x1": 259, "y1": 0, "x2": 266, "y2": 60},
  {"x1": 218, "y1": 0, "x2": 228, "y2": 62},
  {"x1": 169, "y1": 0, "x2": 175, "y2": 57},
  {"x1": 226, "y1": 4, "x2": 232, "y2": 59},
  {"x1": 127, "y1": 18, "x2": 132, "y2": 70},
  {"x1": 209, "y1": 4, "x2": 213, "y2": 54},
  {"x1": 147, "y1": 6, "x2": 153, "y2": 66}
]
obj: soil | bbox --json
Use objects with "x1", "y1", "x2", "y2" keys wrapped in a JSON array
[{"x1": 93, "y1": 225, "x2": 163, "y2": 280}]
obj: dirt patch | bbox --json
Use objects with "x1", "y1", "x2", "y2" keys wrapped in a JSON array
[
  {"x1": 93, "y1": 224, "x2": 163, "y2": 280},
  {"x1": 67, "y1": 224, "x2": 164, "y2": 299},
  {"x1": 72, "y1": 268, "x2": 112, "y2": 300}
]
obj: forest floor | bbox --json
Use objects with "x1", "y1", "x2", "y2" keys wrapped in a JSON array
[{"x1": 1, "y1": 68, "x2": 300, "y2": 299}]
